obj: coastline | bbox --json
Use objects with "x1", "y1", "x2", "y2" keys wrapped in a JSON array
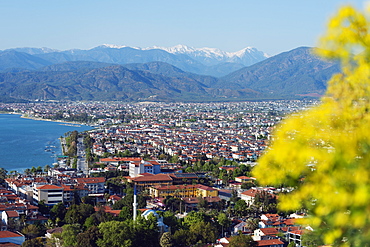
[
  {"x1": 0, "y1": 112, "x2": 87, "y2": 126},
  {"x1": 19, "y1": 114, "x2": 90, "y2": 127},
  {"x1": 0, "y1": 114, "x2": 92, "y2": 173}
]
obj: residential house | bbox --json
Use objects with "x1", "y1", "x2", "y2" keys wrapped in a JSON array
[
  {"x1": 0, "y1": 231, "x2": 25, "y2": 246},
  {"x1": 256, "y1": 239, "x2": 284, "y2": 247},
  {"x1": 74, "y1": 177, "x2": 106, "y2": 195},
  {"x1": 233, "y1": 221, "x2": 253, "y2": 234},
  {"x1": 287, "y1": 229, "x2": 305, "y2": 247},
  {"x1": 32, "y1": 184, "x2": 64, "y2": 206},
  {"x1": 194, "y1": 184, "x2": 218, "y2": 197},
  {"x1": 131, "y1": 174, "x2": 173, "y2": 191},
  {"x1": 235, "y1": 176, "x2": 256, "y2": 183},
  {"x1": 129, "y1": 160, "x2": 161, "y2": 177},
  {"x1": 241, "y1": 188, "x2": 260, "y2": 205},
  {"x1": 253, "y1": 227, "x2": 279, "y2": 241},
  {"x1": 61, "y1": 184, "x2": 89, "y2": 205},
  {"x1": 1, "y1": 211, "x2": 19, "y2": 231}
]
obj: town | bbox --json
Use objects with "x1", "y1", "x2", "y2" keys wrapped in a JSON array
[{"x1": 0, "y1": 100, "x2": 319, "y2": 247}]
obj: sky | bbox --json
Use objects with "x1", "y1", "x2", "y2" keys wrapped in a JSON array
[{"x1": 0, "y1": 0, "x2": 367, "y2": 55}]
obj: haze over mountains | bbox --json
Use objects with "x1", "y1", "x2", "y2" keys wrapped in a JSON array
[
  {"x1": 1, "y1": 45, "x2": 268, "y2": 77},
  {"x1": 0, "y1": 45, "x2": 340, "y2": 103}
]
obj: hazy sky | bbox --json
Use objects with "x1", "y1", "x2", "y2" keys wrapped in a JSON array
[{"x1": 0, "y1": 0, "x2": 367, "y2": 55}]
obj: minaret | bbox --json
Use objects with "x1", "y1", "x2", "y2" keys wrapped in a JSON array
[{"x1": 133, "y1": 184, "x2": 138, "y2": 221}]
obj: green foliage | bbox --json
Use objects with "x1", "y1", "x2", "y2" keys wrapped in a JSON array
[
  {"x1": 301, "y1": 230, "x2": 325, "y2": 247},
  {"x1": 64, "y1": 131, "x2": 78, "y2": 157},
  {"x1": 228, "y1": 233, "x2": 256, "y2": 247},
  {"x1": 22, "y1": 224, "x2": 42, "y2": 239},
  {"x1": 162, "y1": 211, "x2": 180, "y2": 233},
  {"x1": 253, "y1": 5, "x2": 370, "y2": 246},
  {"x1": 76, "y1": 226, "x2": 101, "y2": 247},
  {"x1": 287, "y1": 242, "x2": 296, "y2": 247},
  {"x1": 84, "y1": 207, "x2": 113, "y2": 229},
  {"x1": 160, "y1": 232, "x2": 173, "y2": 247},
  {"x1": 50, "y1": 202, "x2": 67, "y2": 224},
  {"x1": 172, "y1": 229, "x2": 195, "y2": 247},
  {"x1": 182, "y1": 211, "x2": 210, "y2": 228},
  {"x1": 22, "y1": 237, "x2": 44, "y2": 247},
  {"x1": 97, "y1": 221, "x2": 132, "y2": 247},
  {"x1": 65, "y1": 204, "x2": 95, "y2": 225},
  {"x1": 0, "y1": 167, "x2": 8, "y2": 184},
  {"x1": 112, "y1": 191, "x2": 146, "y2": 210},
  {"x1": 62, "y1": 224, "x2": 81, "y2": 247},
  {"x1": 217, "y1": 212, "x2": 231, "y2": 229},
  {"x1": 234, "y1": 199, "x2": 248, "y2": 217},
  {"x1": 97, "y1": 217, "x2": 160, "y2": 247},
  {"x1": 189, "y1": 221, "x2": 218, "y2": 244},
  {"x1": 37, "y1": 201, "x2": 49, "y2": 215}
]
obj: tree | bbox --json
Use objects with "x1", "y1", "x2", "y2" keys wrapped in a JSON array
[
  {"x1": 218, "y1": 212, "x2": 231, "y2": 236},
  {"x1": 287, "y1": 242, "x2": 296, "y2": 247},
  {"x1": 65, "y1": 204, "x2": 95, "y2": 225},
  {"x1": 253, "y1": 5, "x2": 370, "y2": 246},
  {"x1": 301, "y1": 230, "x2": 325, "y2": 247},
  {"x1": 44, "y1": 164, "x2": 51, "y2": 173},
  {"x1": 228, "y1": 233, "x2": 256, "y2": 247},
  {"x1": 22, "y1": 224, "x2": 41, "y2": 239},
  {"x1": 97, "y1": 221, "x2": 132, "y2": 247},
  {"x1": 162, "y1": 211, "x2": 179, "y2": 233},
  {"x1": 76, "y1": 226, "x2": 101, "y2": 247},
  {"x1": 245, "y1": 218, "x2": 259, "y2": 232},
  {"x1": 0, "y1": 167, "x2": 8, "y2": 184},
  {"x1": 172, "y1": 229, "x2": 195, "y2": 247},
  {"x1": 118, "y1": 207, "x2": 132, "y2": 221},
  {"x1": 189, "y1": 221, "x2": 218, "y2": 244},
  {"x1": 183, "y1": 211, "x2": 210, "y2": 228},
  {"x1": 36, "y1": 166, "x2": 43, "y2": 174},
  {"x1": 61, "y1": 224, "x2": 80, "y2": 247},
  {"x1": 160, "y1": 232, "x2": 173, "y2": 247},
  {"x1": 22, "y1": 237, "x2": 44, "y2": 247},
  {"x1": 197, "y1": 197, "x2": 208, "y2": 210},
  {"x1": 98, "y1": 217, "x2": 159, "y2": 247},
  {"x1": 37, "y1": 201, "x2": 49, "y2": 215},
  {"x1": 234, "y1": 199, "x2": 247, "y2": 217},
  {"x1": 50, "y1": 202, "x2": 67, "y2": 224}
]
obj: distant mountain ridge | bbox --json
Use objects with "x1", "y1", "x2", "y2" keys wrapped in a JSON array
[
  {"x1": 0, "y1": 47, "x2": 340, "y2": 103},
  {"x1": 0, "y1": 44, "x2": 269, "y2": 77}
]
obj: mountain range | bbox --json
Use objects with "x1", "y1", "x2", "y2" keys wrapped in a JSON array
[
  {"x1": 0, "y1": 46, "x2": 340, "y2": 103},
  {"x1": 1, "y1": 44, "x2": 269, "y2": 77}
]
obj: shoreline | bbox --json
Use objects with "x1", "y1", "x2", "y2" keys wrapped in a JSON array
[
  {"x1": 0, "y1": 112, "x2": 90, "y2": 127},
  {"x1": 0, "y1": 113, "x2": 92, "y2": 173},
  {"x1": 1, "y1": 112, "x2": 91, "y2": 127}
]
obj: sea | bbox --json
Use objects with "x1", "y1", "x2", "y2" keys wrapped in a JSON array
[{"x1": 0, "y1": 114, "x2": 92, "y2": 173}]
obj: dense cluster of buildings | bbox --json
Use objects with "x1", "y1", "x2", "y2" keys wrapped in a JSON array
[{"x1": 0, "y1": 100, "x2": 319, "y2": 246}]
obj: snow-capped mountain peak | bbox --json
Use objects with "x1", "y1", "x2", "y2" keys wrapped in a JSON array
[
  {"x1": 144, "y1": 44, "x2": 269, "y2": 60},
  {"x1": 141, "y1": 44, "x2": 270, "y2": 66},
  {"x1": 90, "y1": 43, "x2": 269, "y2": 67},
  {"x1": 97, "y1": 44, "x2": 128, "y2": 49}
]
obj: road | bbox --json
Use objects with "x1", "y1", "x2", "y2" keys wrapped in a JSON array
[{"x1": 76, "y1": 137, "x2": 88, "y2": 174}]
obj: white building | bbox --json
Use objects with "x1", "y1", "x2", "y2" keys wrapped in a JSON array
[{"x1": 33, "y1": 184, "x2": 64, "y2": 206}]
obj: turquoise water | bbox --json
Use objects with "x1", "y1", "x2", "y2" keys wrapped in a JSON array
[{"x1": 0, "y1": 114, "x2": 92, "y2": 172}]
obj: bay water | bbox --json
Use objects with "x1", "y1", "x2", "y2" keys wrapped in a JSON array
[{"x1": 0, "y1": 114, "x2": 92, "y2": 172}]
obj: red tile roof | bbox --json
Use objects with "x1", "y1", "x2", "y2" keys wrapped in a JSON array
[
  {"x1": 194, "y1": 184, "x2": 215, "y2": 191},
  {"x1": 133, "y1": 174, "x2": 173, "y2": 182},
  {"x1": 5, "y1": 211, "x2": 19, "y2": 218},
  {"x1": 260, "y1": 228, "x2": 279, "y2": 235},
  {"x1": 241, "y1": 188, "x2": 259, "y2": 197},
  {"x1": 75, "y1": 177, "x2": 106, "y2": 184},
  {"x1": 257, "y1": 239, "x2": 284, "y2": 246},
  {"x1": 0, "y1": 231, "x2": 22, "y2": 238},
  {"x1": 36, "y1": 184, "x2": 63, "y2": 190}
]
